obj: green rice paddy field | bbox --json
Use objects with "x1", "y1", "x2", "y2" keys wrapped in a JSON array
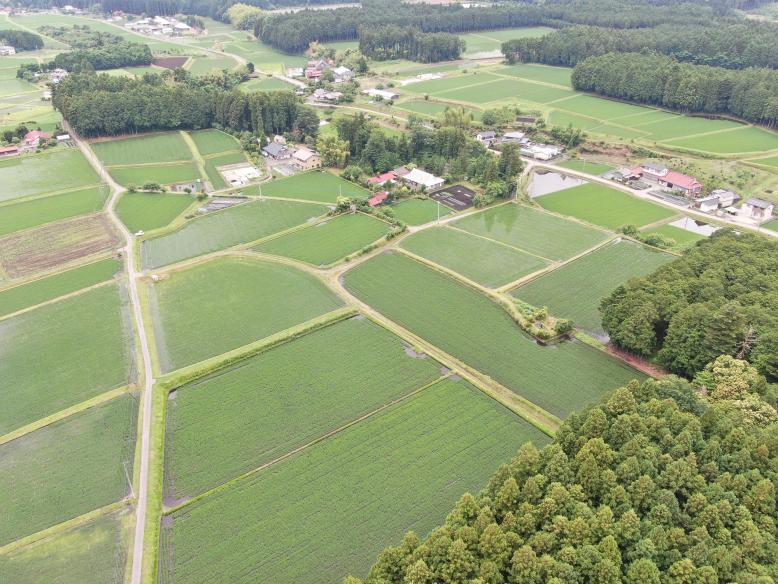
[
  {"x1": 0, "y1": 284, "x2": 132, "y2": 434},
  {"x1": 0, "y1": 150, "x2": 100, "y2": 203},
  {"x1": 255, "y1": 213, "x2": 389, "y2": 266},
  {"x1": 188, "y1": 129, "x2": 240, "y2": 157},
  {"x1": 513, "y1": 240, "x2": 674, "y2": 335},
  {"x1": 148, "y1": 257, "x2": 342, "y2": 372},
  {"x1": 186, "y1": 55, "x2": 238, "y2": 75},
  {"x1": 109, "y1": 163, "x2": 201, "y2": 188},
  {"x1": 240, "y1": 76, "x2": 293, "y2": 92},
  {"x1": 221, "y1": 40, "x2": 307, "y2": 74},
  {"x1": 165, "y1": 317, "x2": 444, "y2": 498},
  {"x1": 400, "y1": 226, "x2": 549, "y2": 287},
  {"x1": 389, "y1": 197, "x2": 452, "y2": 225},
  {"x1": 557, "y1": 160, "x2": 613, "y2": 175},
  {"x1": 142, "y1": 199, "x2": 324, "y2": 269},
  {"x1": 643, "y1": 223, "x2": 707, "y2": 249},
  {"x1": 0, "y1": 513, "x2": 126, "y2": 584},
  {"x1": 453, "y1": 203, "x2": 608, "y2": 261},
  {"x1": 536, "y1": 183, "x2": 676, "y2": 229},
  {"x1": 258, "y1": 171, "x2": 370, "y2": 203},
  {"x1": 91, "y1": 133, "x2": 192, "y2": 166},
  {"x1": 344, "y1": 252, "x2": 640, "y2": 418},
  {"x1": 116, "y1": 193, "x2": 193, "y2": 233},
  {"x1": 0, "y1": 396, "x2": 135, "y2": 545},
  {"x1": 159, "y1": 378, "x2": 549, "y2": 584},
  {"x1": 460, "y1": 27, "x2": 553, "y2": 57},
  {"x1": 0, "y1": 186, "x2": 109, "y2": 236},
  {"x1": 0, "y1": 258, "x2": 120, "y2": 318}
]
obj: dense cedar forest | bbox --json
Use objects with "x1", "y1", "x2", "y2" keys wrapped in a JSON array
[
  {"x1": 601, "y1": 231, "x2": 778, "y2": 382},
  {"x1": 351, "y1": 373, "x2": 777, "y2": 584},
  {"x1": 52, "y1": 72, "x2": 319, "y2": 137},
  {"x1": 358, "y1": 27, "x2": 464, "y2": 63},
  {"x1": 501, "y1": 22, "x2": 778, "y2": 70},
  {"x1": 0, "y1": 30, "x2": 43, "y2": 51},
  {"x1": 571, "y1": 53, "x2": 778, "y2": 127}
]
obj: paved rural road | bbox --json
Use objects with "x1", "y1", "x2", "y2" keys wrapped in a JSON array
[{"x1": 65, "y1": 123, "x2": 155, "y2": 584}]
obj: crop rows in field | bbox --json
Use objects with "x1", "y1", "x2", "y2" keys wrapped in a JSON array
[
  {"x1": 0, "y1": 149, "x2": 101, "y2": 204},
  {"x1": 116, "y1": 193, "x2": 193, "y2": 233},
  {"x1": 159, "y1": 378, "x2": 549, "y2": 584},
  {"x1": 344, "y1": 252, "x2": 641, "y2": 418},
  {"x1": 0, "y1": 186, "x2": 109, "y2": 237},
  {"x1": 256, "y1": 170, "x2": 370, "y2": 203}
]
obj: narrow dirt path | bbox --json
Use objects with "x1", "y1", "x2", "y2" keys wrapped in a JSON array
[{"x1": 65, "y1": 122, "x2": 155, "y2": 584}]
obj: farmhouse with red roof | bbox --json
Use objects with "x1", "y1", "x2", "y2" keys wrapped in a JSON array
[
  {"x1": 368, "y1": 191, "x2": 389, "y2": 207},
  {"x1": 367, "y1": 171, "x2": 397, "y2": 186},
  {"x1": 23, "y1": 130, "x2": 51, "y2": 149},
  {"x1": 632, "y1": 162, "x2": 703, "y2": 197}
]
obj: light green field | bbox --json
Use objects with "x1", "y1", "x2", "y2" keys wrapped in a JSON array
[
  {"x1": 142, "y1": 198, "x2": 324, "y2": 269},
  {"x1": 149, "y1": 257, "x2": 342, "y2": 372},
  {"x1": 643, "y1": 223, "x2": 707, "y2": 249},
  {"x1": 495, "y1": 63, "x2": 572, "y2": 87},
  {"x1": 221, "y1": 40, "x2": 307, "y2": 74},
  {"x1": 0, "y1": 396, "x2": 135, "y2": 545},
  {"x1": 186, "y1": 54, "x2": 238, "y2": 75},
  {"x1": 92, "y1": 133, "x2": 192, "y2": 166},
  {"x1": 763, "y1": 218, "x2": 778, "y2": 232},
  {"x1": 116, "y1": 192, "x2": 192, "y2": 233},
  {"x1": 460, "y1": 27, "x2": 553, "y2": 56},
  {"x1": 345, "y1": 252, "x2": 641, "y2": 418},
  {"x1": 259, "y1": 171, "x2": 370, "y2": 203},
  {"x1": 557, "y1": 159, "x2": 613, "y2": 175},
  {"x1": 400, "y1": 226, "x2": 549, "y2": 287},
  {"x1": 453, "y1": 203, "x2": 608, "y2": 261},
  {"x1": 395, "y1": 99, "x2": 482, "y2": 120},
  {"x1": 0, "y1": 150, "x2": 100, "y2": 203},
  {"x1": 665, "y1": 125, "x2": 778, "y2": 154},
  {"x1": 0, "y1": 513, "x2": 126, "y2": 584},
  {"x1": 0, "y1": 186, "x2": 108, "y2": 236},
  {"x1": 439, "y1": 77, "x2": 572, "y2": 105},
  {"x1": 109, "y1": 163, "x2": 201, "y2": 187},
  {"x1": 406, "y1": 72, "x2": 501, "y2": 96},
  {"x1": 159, "y1": 378, "x2": 549, "y2": 584},
  {"x1": 188, "y1": 129, "x2": 240, "y2": 156},
  {"x1": 632, "y1": 114, "x2": 745, "y2": 141},
  {"x1": 165, "y1": 317, "x2": 443, "y2": 498},
  {"x1": 240, "y1": 76, "x2": 293, "y2": 92},
  {"x1": 536, "y1": 183, "x2": 676, "y2": 229},
  {"x1": 0, "y1": 284, "x2": 132, "y2": 434},
  {"x1": 0, "y1": 258, "x2": 120, "y2": 318},
  {"x1": 203, "y1": 151, "x2": 248, "y2": 189},
  {"x1": 513, "y1": 240, "x2": 674, "y2": 335},
  {"x1": 555, "y1": 94, "x2": 656, "y2": 120},
  {"x1": 749, "y1": 155, "x2": 778, "y2": 169},
  {"x1": 390, "y1": 197, "x2": 452, "y2": 225},
  {"x1": 0, "y1": 78, "x2": 37, "y2": 97},
  {"x1": 255, "y1": 213, "x2": 389, "y2": 266}
]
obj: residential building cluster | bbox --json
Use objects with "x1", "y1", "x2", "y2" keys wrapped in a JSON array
[
  {"x1": 475, "y1": 130, "x2": 563, "y2": 160},
  {"x1": 261, "y1": 136, "x2": 321, "y2": 170},
  {"x1": 293, "y1": 59, "x2": 353, "y2": 83},
  {"x1": 125, "y1": 16, "x2": 194, "y2": 36}
]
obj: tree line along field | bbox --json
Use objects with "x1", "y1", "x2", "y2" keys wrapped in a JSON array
[
  {"x1": 344, "y1": 252, "x2": 641, "y2": 419},
  {"x1": 141, "y1": 198, "x2": 325, "y2": 269},
  {"x1": 164, "y1": 316, "x2": 445, "y2": 499},
  {"x1": 147, "y1": 257, "x2": 343, "y2": 373},
  {"x1": 159, "y1": 378, "x2": 549, "y2": 584},
  {"x1": 512, "y1": 239, "x2": 675, "y2": 336},
  {"x1": 0, "y1": 395, "x2": 136, "y2": 546}
]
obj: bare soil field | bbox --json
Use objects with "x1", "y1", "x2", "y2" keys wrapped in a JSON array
[
  {"x1": 0, "y1": 214, "x2": 119, "y2": 278},
  {"x1": 153, "y1": 56, "x2": 189, "y2": 69}
]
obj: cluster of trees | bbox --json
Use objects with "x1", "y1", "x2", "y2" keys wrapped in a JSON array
[
  {"x1": 52, "y1": 71, "x2": 318, "y2": 138},
  {"x1": 350, "y1": 368, "x2": 777, "y2": 584},
  {"x1": 225, "y1": 2, "x2": 264, "y2": 30},
  {"x1": 502, "y1": 22, "x2": 778, "y2": 70},
  {"x1": 571, "y1": 52, "x2": 778, "y2": 128},
  {"x1": 358, "y1": 26, "x2": 464, "y2": 63},
  {"x1": 601, "y1": 230, "x2": 778, "y2": 381},
  {"x1": 0, "y1": 30, "x2": 43, "y2": 51}
]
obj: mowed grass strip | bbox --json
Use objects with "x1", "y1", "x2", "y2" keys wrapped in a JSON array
[
  {"x1": 91, "y1": 133, "x2": 192, "y2": 166},
  {"x1": 188, "y1": 129, "x2": 240, "y2": 156},
  {"x1": 142, "y1": 199, "x2": 324, "y2": 269},
  {"x1": 159, "y1": 378, "x2": 549, "y2": 584},
  {"x1": 400, "y1": 226, "x2": 549, "y2": 287},
  {"x1": 344, "y1": 252, "x2": 640, "y2": 418},
  {"x1": 390, "y1": 197, "x2": 452, "y2": 225},
  {"x1": 255, "y1": 213, "x2": 389, "y2": 266},
  {"x1": 536, "y1": 183, "x2": 675, "y2": 230},
  {"x1": 0, "y1": 258, "x2": 120, "y2": 318},
  {"x1": 165, "y1": 317, "x2": 443, "y2": 498},
  {"x1": 454, "y1": 204, "x2": 607, "y2": 261},
  {"x1": 116, "y1": 192, "x2": 193, "y2": 233},
  {"x1": 0, "y1": 284, "x2": 132, "y2": 434},
  {"x1": 0, "y1": 149, "x2": 100, "y2": 203},
  {"x1": 0, "y1": 396, "x2": 136, "y2": 546},
  {"x1": 259, "y1": 170, "x2": 370, "y2": 203},
  {"x1": 0, "y1": 513, "x2": 127, "y2": 584},
  {"x1": 149, "y1": 257, "x2": 343, "y2": 372},
  {"x1": 109, "y1": 163, "x2": 202, "y2": 188},
  {"x1": 0, "y1": 186, "x2": 108, "y2": 237},
  {"x1": 513, "y1": 240, "x2": 674, "y2": 335}
]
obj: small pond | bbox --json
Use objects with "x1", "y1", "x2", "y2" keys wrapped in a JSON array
[{"x1": 527, "y1": 170, "x2": 588, "y2": 198}]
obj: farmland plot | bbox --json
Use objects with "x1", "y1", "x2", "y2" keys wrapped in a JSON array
[
  {"x1": 400, "y1": 226, "x2": 549, "y2": 287},
  {"x1": 0, "y1": 284, "x2": 132, "y2": 434},
  {"x1": 258, "y1": 171, "x2": 370, "y2": 203},
  {"x1": 643, "y1": 224, "x2": 706, "y2": 249},
  {"x1": 0, "y1": 258, "x2": 120, "y2": 318},
  {"x1": 148, "y1": 257, "x2": 343, "y2": 372},
  {"x1": 116, "y1": 193, "x2": 193, "y2": 233},
  {"x1": 0, "y1": 150, "x2": 100, "y2": 203},
  {"x1": 344, "y1": 252, "x2": 641, "y2": 418},
  {"x1": 0, "y1": 395, "x2": 136, "y2": 545},
  {"x1": 390, "y1": 197, "x2": 452, "y2": 225},
  {"x1": 0, "y1": 214, "x2": 119, "y2": 279},
  {"x1": 203, "y1": 151, "x2": 248, "y2": 189},
  {"x1": 0, "y1": 186, "x2": 109, "y2": 237},
  {"x1": 165, "y1": 317, "x2": 443, "y2": 498},
  {"x1": 0, "y1": 513, "x2": 127, "y2": 584},
  {"x1": 513, "y1": 240, "x2": 674, "y2": 335},
  {"x1": 159, "y1": 379, "x2": 549, "y2": 584},
  {"x1": 109, "y1": 163, "x2": 201, "y2": 188},
  {"x1": 254, "y1": 213, "x2": 389, "y2": 266},
  {"x1": 453, "y1": 203, "x2": 608, "y2": 261},
  {"x1": 188, "y1": 129, "x2": 241, "y2": 157},
  {"x1": 91, "y1": 133, "x2": 192, "y2": 166},
  {"x1": 142, "y1": 199, "x2": 324, "y2": 269}
]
